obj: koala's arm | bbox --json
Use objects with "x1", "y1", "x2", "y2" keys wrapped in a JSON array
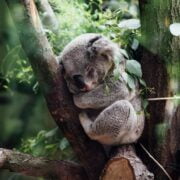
[{"x1": 73, "y1": 79, "x2": 131, "y2": 109}]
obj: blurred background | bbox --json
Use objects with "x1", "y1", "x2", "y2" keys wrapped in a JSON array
[
  {"x1": 0, "y1": 0, "x2": 140, "y2": 179},
  {"x1": 0, "y1": 0, "x2": 179, "y2": 179}
]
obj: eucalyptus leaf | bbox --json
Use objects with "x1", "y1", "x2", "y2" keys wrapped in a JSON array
[
  {"x1": 105, "y1": 84, "x2": 110, "y2": 94},
  {"x1": 59, "y1": 138, "x2": 69, "y2": 150},
  {"x1": 122, "y1": 72, "x2": 128, "y2": 83},
  {"x1": 126, "y1": 60, "x2": 142, "y2": 78},
  {"x1": 142, "y1": 99, "x2": 149, "y2": 109},
  {"x1": 118, "y1": 19, "x2": 140, "y2": 29},
  {"x1": 139, "y1": 78, "x2": 146, "y2": 87},
  {"x1": 131, "y1": 38, "x2": 139, "y2": 50},
  {"x1": 45, "y1": 127, "x2": 58, "y2": 138},
  {"x1": 129, "y1": 4, "x2": 138, "y2": 17},
  {"x1": 119, "y1": 48, "x2": 129, "y2": 59},
  {"x1": 169, "y1": 23, "x2": 180, "y2": 36},
  {"x1": 113, "y1": 68, "x2": 120, "y2": 80},
  {"x1": 127, "y1": 74, "x2": 136, "y2": 90}
]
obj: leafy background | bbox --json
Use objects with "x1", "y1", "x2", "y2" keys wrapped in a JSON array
[{"x1": 1, "y1": 0, "x2": 178, "y2": 179}]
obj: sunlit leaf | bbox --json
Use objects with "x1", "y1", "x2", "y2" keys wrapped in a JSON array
[
  {"x1": 118, "y1": 19, "x2": 140, "y2": 29},
  {"x1": 45, "y1": 127, "x2": 58, "y2": 138},
  {"x1": 119, "y1": 48, "x2": 129, "y2": 59},
  {"x1": 139, "y1": 78, "x2": 146, "y2": 87},
  {"x1": 131, "y1": 38, "x2": 139, "y2": 50},
  {"x1": 126, "y1": 60, "x2": 142, "y2": 78},
  {"x1": 59, "y1": 138, "x2": 69, "y2": 150},
  {"x1": 127, "y1": 74, "x2": 136, "y2": 89},
  {"x1": 122, "y1": 72, "x2": 128, "y2": 83},
  {"x1": 129, "y1": 4, "x2": 138, "y2": 17},
  {"x1": 169, "y1": 23, "x2": 180, "y2": 36},
  {"x1": 113, "y1": 68, "x2": 120, "y2": 80}
]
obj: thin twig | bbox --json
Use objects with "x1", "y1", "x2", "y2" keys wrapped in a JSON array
[
  {"x1": 148, "y1": 96, "x2": 180, "y2": 101},
  {"x1": 140, "y1": 143, "x2": 173, "y2": 180}
]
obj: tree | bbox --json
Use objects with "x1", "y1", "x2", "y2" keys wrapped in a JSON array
[
  {"x1": 0, "y1": 0, "x2": 179, "y2": 179},
  {"x1": 138, "y1": 0, "x2": 180, "y2": 179}
]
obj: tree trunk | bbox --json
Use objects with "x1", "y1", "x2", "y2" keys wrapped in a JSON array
[
  {"x1": 5, "y1": 0, "x2": 107, "y2": 179},
  {"x1": 3, "y1": 0, "x2": 179, "y2": 179},
  {"x1": 2, "y1": 0, "x2": 154, "y2": 179},
  {"x1": 138, "y1": 0, "x2": 180, "y2": 179}
]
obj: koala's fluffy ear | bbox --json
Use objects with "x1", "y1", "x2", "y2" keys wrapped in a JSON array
[
  {"x1": 56, "y1": 55, "x2": 66, "y2": 75},
  {"x1": 87, "y1": 36, "x2": 114, "y2": 60},
  {"x1": 87, "y1": 36, "x2": 125, "y2": 65}
]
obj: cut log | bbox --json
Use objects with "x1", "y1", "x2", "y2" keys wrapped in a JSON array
[{"x1": 101, "y1": 145, "x2": 154, "y2": 180}]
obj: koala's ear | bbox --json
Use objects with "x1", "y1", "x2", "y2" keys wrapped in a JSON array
[
  {"x1": 87, "y1": 36, "x2": 102, "y2": 59},
  {"x1": 87, "y1": 36, "x2": 119, "y2": 62},
  {"x1": 56, "y1": 55, "x2": 66, "y2": 75}
]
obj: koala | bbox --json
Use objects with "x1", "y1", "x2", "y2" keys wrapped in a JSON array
[{"x1": 59, "y1": 33, "x2": 144, "y2": 145}]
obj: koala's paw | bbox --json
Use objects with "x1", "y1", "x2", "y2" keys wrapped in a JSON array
[{"x1": 79, "y1": 112, "x2": 89, "y2": 123}]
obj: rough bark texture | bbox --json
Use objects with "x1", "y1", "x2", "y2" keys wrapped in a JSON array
[
  {"x1": 5, "y1": 0, "x2": 107, "y2": 179},
  {"x1": 138, "y1": 0, "x2": 180, "y2": 179},
  {"x1": 2, "y1": 0, "x2": 160, "y2": 179},
  {"x1": 37, "y1": 0, "x2": 59, "y2": 32},
  {"x1": 101, "y1": 145, "x2": 154, "y2": 180},
  {"x1": 163, "y1": 106, "x2": 180, "y2": 180},
  {"x1": 0, "y1": 148, "x2": 87, "y2": 180}
]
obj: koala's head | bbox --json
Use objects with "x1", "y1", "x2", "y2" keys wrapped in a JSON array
[{"x1": 59, "y1": 33, "x2": 124, "y2": 94}]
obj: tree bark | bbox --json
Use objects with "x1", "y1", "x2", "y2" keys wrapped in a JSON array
[
  {"x1": 101, "y1": 145, "x2": 154, "y2": 180},
  {"x1": 2, "y1": 0, "x2": 161, "y2": 179},
  {"x1": 5, "y1": 0, "x2": 107, "y2": 179},
  {"x1": 0, "y1": 148, "x2": 87, "y2": 180},
  {"x1": 138, "y1": 0, "x2": 180, "y2": 179},
  {"x1": 37, "y1": 0, "x2": 59, "y2": 32}
]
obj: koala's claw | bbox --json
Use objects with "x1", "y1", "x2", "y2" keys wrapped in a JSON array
[{"x1": 79, "y1": 112, "x2": 89, "y2": 122}]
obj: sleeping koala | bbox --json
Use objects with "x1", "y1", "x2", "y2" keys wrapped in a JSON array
[{"x1": 59, "y1": 33, "x2": 144, "y2": 145}]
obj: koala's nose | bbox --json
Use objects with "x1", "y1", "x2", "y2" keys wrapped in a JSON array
[{"x1": 73, "y1": 75, "x2": 86, "y2": 89}]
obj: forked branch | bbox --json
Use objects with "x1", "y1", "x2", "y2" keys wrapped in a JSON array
[{"x1": 5, "y1": 0, "x2": 107, "y2": 179}]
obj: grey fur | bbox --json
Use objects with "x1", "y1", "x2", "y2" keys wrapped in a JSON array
[{"x1": 59, "y1": 33, "x2": 144, "y2": 145}]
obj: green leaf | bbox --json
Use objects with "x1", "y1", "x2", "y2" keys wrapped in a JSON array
[
  {"x1": 113, "y1": 68, "x2": 120, "y2": 80},
  {"x1": 119, "y1": 48, "x2": 129, "y2": 59},
  {"x1": 59, "y1": 138, "x2": 69, "y2": 150},
  {"x1": 142, "y1": 99, "x2": 149, "y2": 109},
  {"x1": 127, "y1": 74, "x2": 136, "y2": 90},
  {"x1": 105, "y1": 84, "x2": 110, "y2": 94},
  {"x1": 139, "y1": 78, "x2": 146, "y2": 87},
  {"x1": 118, "y1": 19, "x2": 140, "y2": 30},
  {"x1": 131, "y1": 38, "x2": 139, "y2": 50},
  {"x1": 169, "y1": 23, "x2": 180, "y2": 36},
  {"x1": 122, "y1": 72, "x2": 128, "y2": 83},
  {"x1": 45, "y1": 127, "x2": 58, "y2": 138},
  {"x1": 126, "y1": 60, "x2": 142, "y2": 78}
]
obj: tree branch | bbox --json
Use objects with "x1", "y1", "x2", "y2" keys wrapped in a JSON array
[
  {"x1": 5, "y1": 0, "x2": 107, "y2": 179},
  {"x1": 5, "y1": 1, "x2": 153, "y2": 179},
  {"x1": 37, "y1": 0, "x2": 59, "y2": 32},
  {"x1": 0, "y1": 148, "x2": 87, "y2": 180}
]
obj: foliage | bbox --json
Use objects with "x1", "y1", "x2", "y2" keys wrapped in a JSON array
[
  {"x1": 19, "y1": 128, "x2": 76, "y2": 161},
  {"x1": 0, "y1": 45, "x2": 34, "y2": 90},
  {"x1": 1, "y1": 0, "x2": 143, "y2": 163}
]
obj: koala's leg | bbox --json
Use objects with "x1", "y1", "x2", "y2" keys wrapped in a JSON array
[
  {"x1": 79, "y1": 112, "x2": 94, "y2": 136},
  {"x1": 79, "y1": 100, "x2": 142, "y2": 145}
]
